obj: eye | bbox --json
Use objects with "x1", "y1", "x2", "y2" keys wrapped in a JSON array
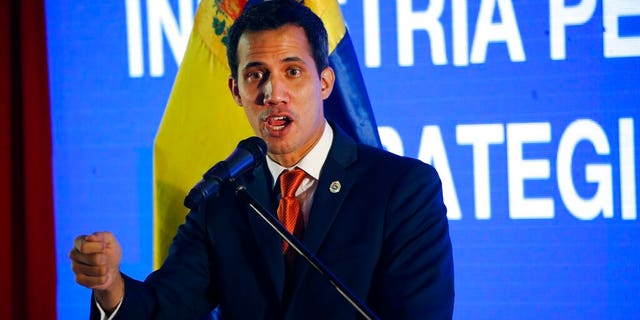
[
  {"x1": 286, "y1": 67, "x2": 302, "y2": 77},
  {"x1": 246, "y1": 71, "x2": 264, "y2": 81}
]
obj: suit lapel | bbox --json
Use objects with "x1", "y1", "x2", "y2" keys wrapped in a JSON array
[
  {"x1": 288, "y1": 126, "x2": 358, "y2": 303},
  {"x1": 243, "y1": 165, "x2": 286, "y2": 300},
  {"x1": 301, "y1": 156, "x2": 352, "y2": 255}
]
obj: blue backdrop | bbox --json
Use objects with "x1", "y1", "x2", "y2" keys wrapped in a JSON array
[{"x1": 47, "y1": 0, "x2": 639, "y2": 319}]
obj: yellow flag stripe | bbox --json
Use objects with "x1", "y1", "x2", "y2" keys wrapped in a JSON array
[
  {"x1": 305, "y1": 0, "x2": 346, "y2": 53},
  {"x1": 153, "y1": 15, "x2": 253, "y2": 267}
]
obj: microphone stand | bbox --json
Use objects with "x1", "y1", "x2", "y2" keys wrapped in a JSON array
[{"x1": 232, "y1": 180, "x2": 380, "y2": 320}]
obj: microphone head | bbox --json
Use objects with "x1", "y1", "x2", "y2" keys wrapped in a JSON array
[
  {"x1": 238, "y1": 136, "x2": 268, "y2": 168},
  {"x1": 184, "y1": 137, "x2": 267, "y2": 210}
]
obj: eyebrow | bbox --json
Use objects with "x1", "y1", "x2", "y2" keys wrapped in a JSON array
[
  {"x1": 242, "y1": 61, "x2": 265, "y2": 71},
  {"x1": 282, "y1": 56, "x2": 305, "y2": 64},
  {"x1": 242, "y1": 56, "x2": 307, "y2": 71}
]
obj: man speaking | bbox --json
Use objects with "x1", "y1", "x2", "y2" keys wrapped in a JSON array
[{"x1": 69, "y1": 1, "x2": 454, "y2": 318}]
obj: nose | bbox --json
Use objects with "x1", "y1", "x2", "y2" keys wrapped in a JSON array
[
  {"x1": 263, "y1": 80, "x2": 273, "y2": 102},
  {"x1": 262, "y1": 76, "x2": 288, "y2": 106}
]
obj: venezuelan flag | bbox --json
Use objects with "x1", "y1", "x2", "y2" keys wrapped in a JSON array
[{"x1": 153, "y1": 0, "x2": 380, "y2": 268}]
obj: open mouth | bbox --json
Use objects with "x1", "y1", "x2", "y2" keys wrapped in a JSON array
[{"x1": 265, "y1": 115, "x2": 292, "y2": 131}]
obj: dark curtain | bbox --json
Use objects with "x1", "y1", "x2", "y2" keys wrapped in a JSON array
[{"x1": 0, "y1": 0, "x2": 57, "y2": 318}]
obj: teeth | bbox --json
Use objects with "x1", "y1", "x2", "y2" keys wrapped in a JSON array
[
  {"x1": 265, "y1": 115, "x2": 289, "y2": 131},
  {"x1": 266, "y1": 123, "x2": 285, "y2": 130}
]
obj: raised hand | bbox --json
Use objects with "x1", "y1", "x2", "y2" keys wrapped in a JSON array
[{"x1": 70, "y1": 232, "x2": 124, "y2": 312}]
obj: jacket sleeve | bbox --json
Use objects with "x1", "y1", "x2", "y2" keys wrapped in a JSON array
[{"x1": 90, "y1": 205, "x2": 217, "y2": 320}]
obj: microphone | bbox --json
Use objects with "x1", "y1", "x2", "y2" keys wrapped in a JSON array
[{"x1": 184, "y1": 137, "x2": 267, "y2": 209}]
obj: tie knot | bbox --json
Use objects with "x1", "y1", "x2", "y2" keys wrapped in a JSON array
[{"x1": 279, "y1": 168, "x2": 306, "y2": 198}]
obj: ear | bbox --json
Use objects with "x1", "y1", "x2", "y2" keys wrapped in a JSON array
[
  {"x1": 319, "y1": 66, "x2": 335, "y2": 100},
  {"x1": 228, "y1": 77, "x2": 242, "y2": 106}
]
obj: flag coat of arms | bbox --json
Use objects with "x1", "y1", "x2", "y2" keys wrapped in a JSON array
[{"x1": 153, "y1": 0, "x2": 380, "y2": 268}]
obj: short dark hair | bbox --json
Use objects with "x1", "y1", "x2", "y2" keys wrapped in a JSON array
[{"x1": 226, "y1": 0, "x2": 329, "y2": 80}]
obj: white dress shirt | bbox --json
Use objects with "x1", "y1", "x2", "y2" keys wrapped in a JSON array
[{"x1": 266, "y1": 121, "x2": 333, "y2": 227}]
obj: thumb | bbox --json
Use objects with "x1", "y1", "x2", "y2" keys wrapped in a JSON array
[{"x1": 85, "y1": 231, "x2": 111, "y2": 242}]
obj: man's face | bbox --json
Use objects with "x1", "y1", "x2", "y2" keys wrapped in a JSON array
[{"x1": 228, "y1": 24, "x2": 334, "y2": 167}]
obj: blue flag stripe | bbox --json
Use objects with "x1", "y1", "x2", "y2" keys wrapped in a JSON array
[{"x1": 325, "y1": 31, "x2": 381, "y2": 148}]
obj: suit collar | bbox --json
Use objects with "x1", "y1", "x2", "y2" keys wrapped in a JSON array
[{"x1": 265, "y1": 121, "x2": 333, "y2": 184}]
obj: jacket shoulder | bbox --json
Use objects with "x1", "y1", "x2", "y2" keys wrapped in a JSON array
[{"x1": 356, "y1": 143, "x2": 438, "y2": 177}]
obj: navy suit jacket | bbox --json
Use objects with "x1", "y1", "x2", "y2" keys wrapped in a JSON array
[{"x1": 95, "y1": 126, "x2": 454, "y2": 319}]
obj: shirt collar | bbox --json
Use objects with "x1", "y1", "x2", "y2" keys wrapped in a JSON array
[{"x1": 266, "y1": 121, "x2": 333, "y2": 186}]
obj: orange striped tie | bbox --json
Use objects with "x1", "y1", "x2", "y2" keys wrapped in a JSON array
[{"x1": 276, "y1": 168, "x2": 306, "y2": 254}]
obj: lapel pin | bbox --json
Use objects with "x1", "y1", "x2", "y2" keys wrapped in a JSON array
[{"x1": 329, "y1": 181, "x2": 341, "y2": 194}]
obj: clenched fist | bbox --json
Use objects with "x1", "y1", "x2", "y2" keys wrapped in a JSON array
[{"x1": 70, "y1": 232, "x2": 124, "y2": 312}]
